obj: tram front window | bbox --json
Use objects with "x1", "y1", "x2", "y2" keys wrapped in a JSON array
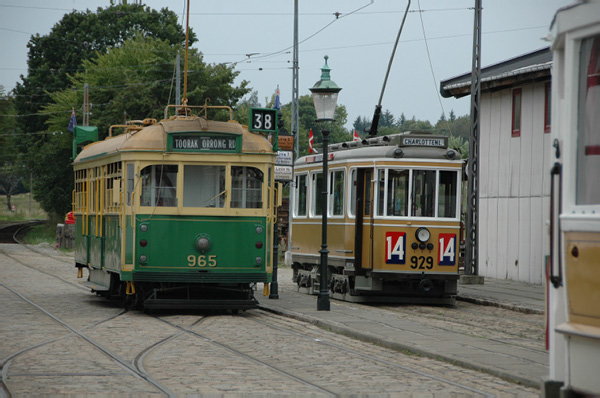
[
  {"x1": 231, "y1": 166, "x2": 263, "y2": 208},
  {"x1": 411, "y1": 170, "x2": 435, "y2": 217},
  {"x1": 183, "y1": 165, "x2": 225, "y2": 208},
  {"x1": 140, "y1": 165, "x2": 178, "y2": 207},
  {"x1": 387, "y1": 169, "x2": 409, "y2": 216}
]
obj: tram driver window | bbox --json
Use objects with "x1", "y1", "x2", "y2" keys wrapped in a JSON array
[
  {"x1": 140, "y1": 165, "x2": 178, "y2": 207},
  {"x1": 411, "y1": 170, "x2": 435, "y2": 217},
  {"x1": 183, "y1": 165, "x2": 225, "y2": 208},
  {"x1": 231, "y1": 166, "x2": 263, "y2": 209}
]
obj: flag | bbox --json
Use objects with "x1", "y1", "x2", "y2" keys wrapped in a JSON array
[
  {"x1": 274, "y1": 85, "x2": 281, "y2": 110},
  {"x1": 353, "y1": 130, "x2": 360, "y2": 141},
  {"x1": 68, "y1": 108, "x2": 77, "y2": 133},
  {"x1": 309, "y1": 128, "x2": 314, "y2": 154}
]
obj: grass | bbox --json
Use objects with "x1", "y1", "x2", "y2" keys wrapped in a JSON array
[
  {"x1": 0, "y1": 193, "x2": 57, "y2": 245},
  {"x1": 21, "y1": 223, "x2": 58, "y2": 246},
  {"x1": 0, "y1": 193, "x2": 47, "y2": 221}
]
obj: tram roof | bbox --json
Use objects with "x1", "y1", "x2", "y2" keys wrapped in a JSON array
[
  {"x1": 73, "y1": 115, "x2": 273, "y2": 164},
  {"x1": 296, "y1": 132, "x2": 462, "y2": 166}
]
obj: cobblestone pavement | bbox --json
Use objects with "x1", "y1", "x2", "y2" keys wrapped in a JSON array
[{"x1": 1, "y1": 244, "x2": 540, "y2": 397}]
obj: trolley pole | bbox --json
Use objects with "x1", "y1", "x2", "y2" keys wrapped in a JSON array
[{"x1": 465, "y1": 0, "x2": 482, "y2": 276}]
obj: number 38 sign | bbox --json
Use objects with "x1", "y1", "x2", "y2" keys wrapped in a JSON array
[{"x1": 249, "y1": 108, "x2": 278, "y2": 133}]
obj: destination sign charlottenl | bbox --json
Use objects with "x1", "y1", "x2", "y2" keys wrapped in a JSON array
[
  {"x1": 398, "y1": 135, "x2": 447, "y2": 149},
  {"x1": 169, "y1": 133, "x2": 240, "y2": 153}
]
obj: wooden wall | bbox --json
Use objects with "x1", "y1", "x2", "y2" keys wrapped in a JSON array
[{"x1": 478, "y1": 80, "x2": 551, "y2": 284}]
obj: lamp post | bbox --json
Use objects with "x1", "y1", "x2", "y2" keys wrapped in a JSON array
[{"x1": 309, "y1": 55, "x2": 342, "y2": 311}]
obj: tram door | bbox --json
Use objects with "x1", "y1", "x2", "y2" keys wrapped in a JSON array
[{"x1": 354, "y1": 168, "x2": 374, "y2": 272}]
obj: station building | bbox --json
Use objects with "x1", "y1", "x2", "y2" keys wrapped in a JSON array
[{"x1": 440, "y1": 47, "x2": 552, "y2": 284}]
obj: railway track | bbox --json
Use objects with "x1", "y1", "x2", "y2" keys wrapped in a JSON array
[
  {"x1": 0, "y1": 240, "x2": 540, "y2": 396},
  {"x1": 0, "y1": 221, "x2": 46, "y2": 245}
]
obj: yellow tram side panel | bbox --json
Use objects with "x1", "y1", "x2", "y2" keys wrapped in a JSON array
[
  {"x1": 563, "y1": 231, "x2": 600, "y2": 329},
  {"x1": 292, "y1": 217, "x2": 356, "y2": 262}
]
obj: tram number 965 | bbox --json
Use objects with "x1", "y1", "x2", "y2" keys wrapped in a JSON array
[
  {"x1": 410, "y1": 256, "x2": 433, "y2": 270},
  {"x1": 188, "y1": 255, "x2": 217, "y2": 267}
]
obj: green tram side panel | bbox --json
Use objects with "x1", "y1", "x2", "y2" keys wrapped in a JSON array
[
  {"x1": 133, "y1": 215, "x2": 269, "y2": 282},
  {"x1": 74, "y1": 217, "x2": 87, "y2": 265},
  {"x1": 75, "y1": 214, "x2": 121, "y2": 272}
]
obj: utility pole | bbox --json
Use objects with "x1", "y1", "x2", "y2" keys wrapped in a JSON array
[
  {"x1": 288, "y1": 0, "x2": 300, "y2": 260},
  {"x1": 83, "y1": 83, "x2": 89, "y2": 126},
  {"x1": 176, "y1": 53, "x2": 181, "y2": 106},
  {"x1": 465, "y1": 0, "x2": 482, "y2": 277}
]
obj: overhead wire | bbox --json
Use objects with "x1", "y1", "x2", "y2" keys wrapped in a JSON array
[{"x1": 417, "y1": 0, "x2": 453, "y2": 136}]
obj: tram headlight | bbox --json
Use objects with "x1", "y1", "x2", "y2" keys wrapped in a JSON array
[
  {"x1": 256, "y1": 226, "x2": 264, "y2": 234},
  {"x1": 255, "y1": 257, "x2": 263, "y2": 265},
  {"x1": 415, "y1": 227, "x2": 431, "y2": 243},
  {"x1": 139, "y1": 254, "x2": 148, "y2": 264},
  {"x1": 140, "y1": 224, "x2": 148, "y2": 232},
  {"x1": 196, "y1": 236, "x2": 211, "y2": 252}
]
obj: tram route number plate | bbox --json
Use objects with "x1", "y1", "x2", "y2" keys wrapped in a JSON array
[{"x1": 249, "y1": 108, "x2": 278, "y2": 133}]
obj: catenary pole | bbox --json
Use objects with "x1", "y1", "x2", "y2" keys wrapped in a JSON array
[{"x1": 465, "y1": 0, "x2": 482, "y2": 276}]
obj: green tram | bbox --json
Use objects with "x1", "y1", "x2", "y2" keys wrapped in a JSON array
[{"x1": 73, "y1": 105, "x2": 277, "y2": 310}]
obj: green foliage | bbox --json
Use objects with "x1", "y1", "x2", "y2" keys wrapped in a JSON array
[
  {"x1": 13, "y1": 3, "x2": 193, "y2": 134},
  {"x1": 0, "y1": 87, "x2": 26, "y2": 210},
  {"x1": 12, "y1": 4, "x2": 247, "y2": 219},
  {"x1": 44, "y1": 36, "x2": 249, "y2": 139}
]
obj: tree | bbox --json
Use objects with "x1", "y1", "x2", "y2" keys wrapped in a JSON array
[
  {"x1": 0, "y1": 87, "x2": 24, "y2": 212},
  {"x1": 13, "y1": 4, "x2": 194, "y2": 136},
  {"x1": 233, "y1": 91, "x2": 261, "y2": 125},
  {"x1": 34, "y1": 36, "x2": 248, "y2": 219},
  {"x1": 380, "y1": 109, "x2": 395, "y2": 128}
]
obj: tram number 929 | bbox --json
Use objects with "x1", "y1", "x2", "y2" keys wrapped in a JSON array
[
  {"x1": 188, "y1": 255, "x2": 217, "y2": 267},
  {"x1": 410, "y1": 256, "x2": 434, "y2": 270}
]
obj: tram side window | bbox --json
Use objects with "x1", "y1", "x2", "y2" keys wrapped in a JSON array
[
  {"x1": 438, "y1": 171, "x2": 458, "y2": 218},
  {"x1": 387, "y1": 169, "x2": 409, "y2": 216},
  {"x1": 349, "y1": 169, "x2": 357, "y2": 217},
  {"x1": 311, "y1": 172, "x2": 324, "y2": 216},
  {"x1": 140, "y1": 165, "x2": 178, "y2": 207},
  {"x1": 377, "y1": 170, "x2": 386, "y2": 216},
  {"x1": 296, "y1": 174, "x2": 308, "y2": 217},
  {"x1": 411, "y1": 170, "x2": 435, "y2": 217},
  {"x1": 127, "y1": 164, "x2": 134, "y2": 206},
  {"x1": 576, "y1": 35, "x2": 600, "y2": 204},
  {"x1": 183, "y1": 165, "x2": 225, "y2": 208},
  {"x1": 231, "y1": 166, "x2": 263, "y2": 209},
  {"x1": 330, "y1": 170, "x2": 345, "y2": 216}
]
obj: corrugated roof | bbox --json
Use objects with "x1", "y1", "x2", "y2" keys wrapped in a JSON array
[{"x1": 440, "y1": 47, "x2": 552, "y2": 98}]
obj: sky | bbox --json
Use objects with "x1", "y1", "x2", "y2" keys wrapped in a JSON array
[{"x1": 0, "y1": 0, "x2": 573, "y2": 131}]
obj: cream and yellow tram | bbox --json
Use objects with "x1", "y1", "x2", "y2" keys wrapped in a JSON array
[
  {"x1": 544, "y1": 2, "x2": 600, "y2": 396},
  {"x1": 291, "y1": 132, "x2": 463, "y2": 304}
]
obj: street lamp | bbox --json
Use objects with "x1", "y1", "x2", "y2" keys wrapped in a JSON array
[{"x1": 309, "y1": 55, "x2": 342, "y2": 311}]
